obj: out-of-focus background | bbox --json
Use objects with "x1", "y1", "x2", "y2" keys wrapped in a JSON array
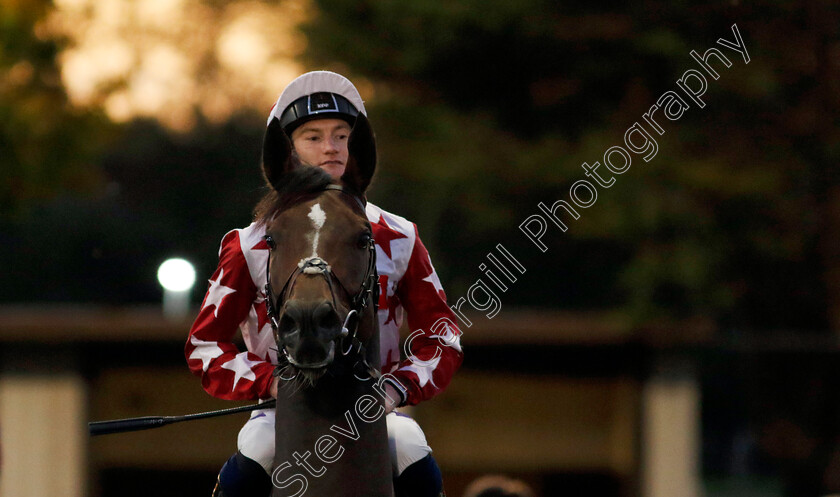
[{"x1": 1, "y1": 1, "x2": 839, "y2": 496}]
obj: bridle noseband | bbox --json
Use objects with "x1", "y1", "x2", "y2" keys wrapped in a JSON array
[{"x1": 264, "y1": 185, "x2": 380, "y2": 380}]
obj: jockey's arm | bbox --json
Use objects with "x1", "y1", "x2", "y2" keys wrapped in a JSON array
[
  {"x1": 185, "y1": 229, "x2": 275, "y2": 401},
  {"x1": 388, "y1": 226, "x2": 464, "y2": 406}
]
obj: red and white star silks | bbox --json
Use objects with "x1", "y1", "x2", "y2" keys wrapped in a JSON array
[{"x1": 185, "y1": 203, "x2": 463, "y2": 405}]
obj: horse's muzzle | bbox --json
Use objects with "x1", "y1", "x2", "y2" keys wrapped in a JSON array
[
  {"x1": 283, "y1": 342, "x2": 335, "y2": 369},
  {"x1": 277, "y1": 300, "x2": 343, "y2": 370}
]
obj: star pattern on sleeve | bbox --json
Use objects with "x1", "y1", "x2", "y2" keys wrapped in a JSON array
[
  {"x1": 203, "y1": 268, "x2": 237, "y2": 318},
  {"x1": 188, "y1": 335, "x2": 224, "y2": 372},
  {"x1": 372, "y1": 215, "x2": 407, "y2": 260},
  {"x1": 401, "y1": 355, "x2": 441, "y2": 389},
  {"x1": 421, "y1": 271, "x2": 445, "y2": 298},
  {"x1": 221, "y1": 353, "x2": 259, "y2": 391}
]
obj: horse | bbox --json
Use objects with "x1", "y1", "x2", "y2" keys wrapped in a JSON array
[{"x1": 258, "y1": 114, "x2": 394, "y2": 497}]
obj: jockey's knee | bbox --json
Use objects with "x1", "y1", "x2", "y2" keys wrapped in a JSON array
[
  {"x1": 214, "y1": 451, "x2": 271, "y2": 497},
  {"x1": 237, "y1": 409, "x2": 275, "y2": 473},
  {"x1": 387, "y1": 413, "x2": 443, "y2": 497},
  {"x1": 386, "y1": 412, "x2": 433, "y2": 477}
]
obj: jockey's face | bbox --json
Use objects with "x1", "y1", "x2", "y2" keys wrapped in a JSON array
[{"x1": 290, "y1": 118, "x2": 351, "y2": 179}]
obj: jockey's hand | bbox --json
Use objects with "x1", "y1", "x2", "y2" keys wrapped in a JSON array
[
  {"x1": 271, "y1": 377, "x2": 279, "y2": 399},
  {"x1": 383, "y1": 383, "x2": 400, "y2": 414}
]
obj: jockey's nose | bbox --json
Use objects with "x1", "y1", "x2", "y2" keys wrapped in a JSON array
[{"x1": 324, "y1": 136, "x2": 340, "y2": 154}]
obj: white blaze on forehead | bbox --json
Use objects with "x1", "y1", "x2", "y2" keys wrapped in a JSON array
[
  {"x1": 308, "y1": 203, "x2": 326, "y2": 229},
  {"x1": 308, "y1": 203, "x2": 326, "y2": 257}
]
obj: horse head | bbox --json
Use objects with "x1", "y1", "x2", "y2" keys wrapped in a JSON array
[{"x1": 260, "y1": 114, "x2": 379, "y2": 386}]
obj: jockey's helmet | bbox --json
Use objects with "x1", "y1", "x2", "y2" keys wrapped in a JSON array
[{"x1": 267, "y1": 71, "x2": 367, "y2": 136}]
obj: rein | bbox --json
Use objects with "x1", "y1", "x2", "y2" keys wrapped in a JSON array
[{"x1": 264, "y1": 185, "x2": 380, "y2": 381}]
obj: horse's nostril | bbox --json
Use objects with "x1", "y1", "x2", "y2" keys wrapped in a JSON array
[
  {"x1": 313, "y1": 302, "x2": 340, "y2": 327},
  {"x1": 277, "y1": 312, "x2": 297, "y2": 336},
  {"x1": 279, "y1": 300, "x2": 309, "y2": 332},
  {"x1": 278, "y1": 300, "x2": 341, "y2": 341}
]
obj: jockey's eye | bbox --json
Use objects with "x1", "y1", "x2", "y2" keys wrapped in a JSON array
[{"x1": 356, "y1": 232, "x2": 372, "y2": 249}]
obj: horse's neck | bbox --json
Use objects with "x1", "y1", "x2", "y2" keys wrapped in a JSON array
[{"x1": 272, "y1": 367, "x2": 393, "y2": 497}]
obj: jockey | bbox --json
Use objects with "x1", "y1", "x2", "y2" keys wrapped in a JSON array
[{"x1": 185, "y1": 70, "x2": 463, "y2": 497}]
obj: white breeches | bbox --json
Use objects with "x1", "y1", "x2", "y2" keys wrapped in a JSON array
[{"x1": 237, "y1": 409, "x2": 432, "y2": 478}]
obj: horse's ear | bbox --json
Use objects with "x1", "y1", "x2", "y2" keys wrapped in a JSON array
[
  {"x1": 342, "y1": 113, "x2": 377, "y2": 195},
  {"x1": 262, "y1": 118, "x2": 295, "y2": 189}
]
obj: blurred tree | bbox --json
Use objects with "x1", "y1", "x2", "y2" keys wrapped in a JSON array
[
  {"x1": 302, "y1": 6, "x2": 840, "y2": 494},
  {"x1": 3, "y1": 0, "x2": 839, "y2": 335},
  {"x1": 0, "y1": 113, "x2": 266, "y2": 303},
  {"x1": 0, "y1": 0, "x2": 113, "y2": 220},
  {"x1": 46, "y1": 0, "x2": 308, "y2": 130},
  {"x1": 302, "y1": 0, "x2": 840, "y2": 332}
]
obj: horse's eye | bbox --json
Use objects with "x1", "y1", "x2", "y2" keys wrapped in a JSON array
[
  {"x1": 264, "y1": 235, "x2": 277, "y2": 250},
  {"x1": 356, "y1": 233, "x2": 372, "y2": 249}
]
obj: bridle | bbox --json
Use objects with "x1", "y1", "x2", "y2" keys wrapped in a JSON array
[{"x1": 264, "y1": 184, "x2": 380, "y2": 381}]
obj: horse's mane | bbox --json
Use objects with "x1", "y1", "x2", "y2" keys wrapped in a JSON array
[{"x1": 254, "y1": 166, "x2": 335, "y2": 226}]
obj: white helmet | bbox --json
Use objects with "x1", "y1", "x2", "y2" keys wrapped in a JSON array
[{"x1": 267, "y1": 71, "x2": 367, "y2": 135}]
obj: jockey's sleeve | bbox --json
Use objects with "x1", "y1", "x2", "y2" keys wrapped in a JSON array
[
  {"x1": 185, "y1": 229, "x2": 275, "y2": 401},
  {"x1": 390, "y1": 225, "x2": 463, "y2": 406}
]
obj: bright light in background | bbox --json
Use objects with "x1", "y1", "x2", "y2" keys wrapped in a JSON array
[
  {"x1": 45, "y1": 0, "x2": 310, "y2": 130},
  {"x1": 158, "y1": 258, "x2": 196, "y2": 319},
  {"x1": 157, "y1": 258, "x2": 196, "y2": 291}
]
